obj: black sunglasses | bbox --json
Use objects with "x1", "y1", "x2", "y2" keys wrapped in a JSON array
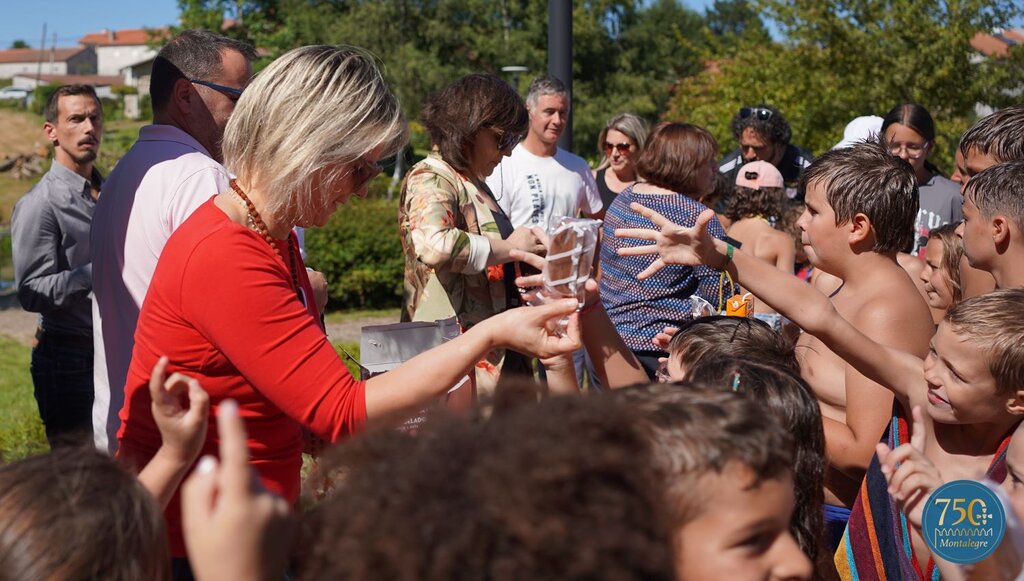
[
  {"x1": 190, "y1": 79, "x2": 244, "y2": 100},
  {"x1": 491, "y1": 127, "x2": 522, "y2": 151},
  {"x1": 739, "y1": 106, "x2": 774, "y2": 121}
]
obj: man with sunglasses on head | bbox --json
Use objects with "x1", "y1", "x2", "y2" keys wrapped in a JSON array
[
  {"x1": 89, "y1": 30, "x2": 258, "y2": 453},
  {"x1": 718, "y1": 104, "x2": 813, "y2": 202},
  {"x1": 486, "y1": 75, "x2": 603, "y2": 229}
]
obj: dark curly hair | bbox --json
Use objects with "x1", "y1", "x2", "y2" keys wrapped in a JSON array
[
  {"x1": 299, "y1": 393, "x2": 673, "y2": 581},
  {"x1": 421, "y1": 74, "x2": 528, "y2": 177},
  {"x1": 730, "y1": 104, "x2": 791, "y2": 146},
  {"x1": 724, "y1": 185, "x2": 787, "y2": 222},
  {"x1": 684, "y1": 357, "x2": 826, "y2": 567}
]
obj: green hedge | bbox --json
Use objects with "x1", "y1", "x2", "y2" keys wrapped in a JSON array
[{"x1": 305, "y1": 194, "x2": 405, "y2": 310}]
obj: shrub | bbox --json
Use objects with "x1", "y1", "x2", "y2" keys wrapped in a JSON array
[
  {"x1": 28, "y1": 83, "x2": 61, "y2": 116},
  {"x1": 305, "y1": 191, "x2": 405, "y2": 310}
]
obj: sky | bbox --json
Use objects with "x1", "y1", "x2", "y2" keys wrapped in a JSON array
[
  {"x1": 1, "y1": 0, "x2": 1018, "y2": 51},
  {"x1": 0, "y1": 0, "x2": 721, "y2": 50}
]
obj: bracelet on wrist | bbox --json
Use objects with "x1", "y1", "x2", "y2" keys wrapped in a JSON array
[{"x1": 721, "y1": 244, "x2": 734, "y2": 270}]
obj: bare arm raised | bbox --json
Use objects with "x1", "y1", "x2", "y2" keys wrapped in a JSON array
[{"x1": 614, "y1": 203, "x2": 922, "y2": 403}]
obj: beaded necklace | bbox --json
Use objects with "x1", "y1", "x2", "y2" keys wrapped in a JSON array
[{"x1": 229, "y1": 179, "x2": 301, "y2": 298}]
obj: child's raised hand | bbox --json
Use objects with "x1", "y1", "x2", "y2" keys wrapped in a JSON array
[
  {"x1": 876, "y1": 406, "x2": 943, "y2": 529},
  {"x1": 614, "y1": 204, "x2": 721, "y2": 280},
  {"x1": 181, "y1": 400, "x2": 294, "y2": 581},
  {"x1": 149, "y1": 356, "x2": 209, "y2": 464}
]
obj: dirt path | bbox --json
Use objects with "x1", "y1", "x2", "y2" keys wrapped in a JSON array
[{"x1": 0, "y1": 305, "x2": 395, "y2": 347}]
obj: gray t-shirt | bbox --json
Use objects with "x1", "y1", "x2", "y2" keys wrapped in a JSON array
[{"x1": 911, "y1": 174, "x2": 962, "y2": 257}]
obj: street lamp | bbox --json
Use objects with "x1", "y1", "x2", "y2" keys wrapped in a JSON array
[{"x1": 501, "y1": 65, "x2": 528, "y2": 93}]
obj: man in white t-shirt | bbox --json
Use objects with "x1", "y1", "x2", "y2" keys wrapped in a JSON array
[
  {"x1": 486, "y1": 76, "x2": 603, "y2": 228},
  {"x1": 90, "y1": 30, "x2": 257, "y2": 453}
]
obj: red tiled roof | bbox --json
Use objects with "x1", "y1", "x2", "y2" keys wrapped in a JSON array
[
  {"x1": 78, "y1": 28, "x2": 169, "y2": 46},
  {"x1": 14, "y1": 73, "x2": 123, "y2": 86},
  {"x1": 971, "y1": 29, "x2": 1024, "y2": 57},
  {"x1": 0, "y1": 47, "x2": 88, "y2": 64}
]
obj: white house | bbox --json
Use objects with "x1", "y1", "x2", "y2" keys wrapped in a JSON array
[
  {"x1": 0, "y1": 46, "x2": 96, "y2": 80},
  {"x1": 121, "y1": 57, "x2": 154, "y2": 97},
  {"x1": 78, "y1": 28, "x2": 166, "y2": 77},
  {"x1": 11, "y1": 74, "x2": 122, "y2": 98}
]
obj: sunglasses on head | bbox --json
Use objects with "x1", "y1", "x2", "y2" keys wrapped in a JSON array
[
  {"x1": 602, "y1": 142, "x2": 633, "y2": 155},
  {"x1": 739, "y1": 106, "x2": 774, "y2": 121}
]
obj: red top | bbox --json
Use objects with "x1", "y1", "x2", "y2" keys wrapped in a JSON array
[{"x1": 117, "y1": 198, "x2": 367, "y2": 556}]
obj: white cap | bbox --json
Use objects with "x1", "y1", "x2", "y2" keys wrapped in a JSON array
[{"x1": 832, "y1": 115, "x2": 884, "y2": 150}]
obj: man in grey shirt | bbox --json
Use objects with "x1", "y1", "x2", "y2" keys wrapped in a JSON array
[{"x1": 11, "y1": 84, "x2": 103, "y2": 446}]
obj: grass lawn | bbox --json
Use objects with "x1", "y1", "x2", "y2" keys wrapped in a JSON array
[
  {"x1": 0, "y1": 334, "x2": 363, "y2": 463},
  {"x1": 0, "y1": 337, "x2": 46, "y2": 461},
  {"x1": 323, "y1": 307, "x2": 400, "y2": 325}
]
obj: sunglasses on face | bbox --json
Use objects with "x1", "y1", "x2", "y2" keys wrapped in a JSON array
[
  {"x1": 739, "y1": 106, "x2": 774, "y2": 121},
  {"x1": 189, "y1": 79, "x2": 245, "y2": 101},
  {"x1": 351, "y1": 157, "x2": 383, "y2": 191},
  {"x1": 491, "y1": 127, "x2": 522, "y2": 151},
  {"x1": 603, "y1": 142, "x2": 633, "y2": 155}
]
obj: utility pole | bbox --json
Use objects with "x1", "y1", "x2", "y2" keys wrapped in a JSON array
[
  {"x1": 49, "y1": 32, "x2": 56, "y2": 74},
  {"x1": 35, "y1": 23, "x2": 46, "y2": 87},
  {"x1": 547, "y1": 0, "x2": 572, "y2": 150}
]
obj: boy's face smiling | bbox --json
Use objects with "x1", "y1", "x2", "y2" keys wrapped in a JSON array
[
  {"x1": 923, "y1": 322, "x2": 1005, "y2": 425},
  {"x1": 673, "y1": 463, "x2": 811, "y2": 581},
  {"x1": 797, "y1": 180, "x2": 847, "y2": 272}
]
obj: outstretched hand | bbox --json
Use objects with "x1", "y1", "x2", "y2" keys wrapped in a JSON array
[
  {"x1": 492, "y1": 299, "x2": 582, "y2": 360},
  {"x1": 876, "y1": 406, "x2": 943, "y2": 530},
  {"x1": 614, "y1": 204, "x2": 722, "y2": 280}
]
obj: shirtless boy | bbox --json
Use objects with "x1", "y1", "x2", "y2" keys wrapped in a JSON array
[
  {"x1": 619, "y1": 140, "x2": 935, "y2": 551},
  {"x1": 616, "y1": 203, "x2": 1024, "y2": 579},
  {"x1": 958, "y1": 161, "x2": 1024, "y2": 291}
]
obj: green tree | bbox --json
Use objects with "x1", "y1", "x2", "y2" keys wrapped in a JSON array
[
  {"x1": 668, "y1": 0, "x2": 1024, "y2": 173},
  {"x1": 173, "y1": 0, "x2": 712, "y2": 160},
  {"x1": 9, "y1": 40, "x2": 30, "y2": 49}
]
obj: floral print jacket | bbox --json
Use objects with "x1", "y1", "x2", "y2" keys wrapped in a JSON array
[{"x1": 399, "y1": 153, "x2": 508, "y2": 329}]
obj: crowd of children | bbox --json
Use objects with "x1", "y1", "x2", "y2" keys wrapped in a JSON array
[{"x1": 2, "y1": 85, "x2": 1024, "y2": 579}]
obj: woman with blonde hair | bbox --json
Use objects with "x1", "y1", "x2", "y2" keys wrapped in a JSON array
[
  {"x1": 594, "y1": 113, "x2": 648, "y2": 208},
  {"x1": 117, "y1": 46, "x2": 581, "y2": 563}
]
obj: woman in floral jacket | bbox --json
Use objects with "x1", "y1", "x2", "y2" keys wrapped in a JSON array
[{"x1": 399, "y1": 74, "x2": 544, "y2": 395}]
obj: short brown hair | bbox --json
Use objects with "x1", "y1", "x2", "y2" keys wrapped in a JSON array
[
  {"x1": 614, "y1": 383, "x2": 794, "y2": 526},
  {"x1": 43, "y1": 84, "x2": 100, "y2": 124},
  {"x1": 301, "y1": 394, "x2": 672, "y2": 580},
  {"x1": 635, "y1": 122, "x2": 718, "y2": 195},
  {"x1": 959, "y1": 105, "x2": 1024, "y2": 163},
  {"x1": 963, "y1": 160, "x2": 1024, "y2": 228},
  {"x1": 945, "y1": 289, "x2": 1024, "y2": 395},
  {"x1": 421, "y1": 74, "x2": 528, "y2": 175},
  {"x1": 927, "y1": 222, "x2": 964, "y2": 306},
  {"x1": 0, "y1": 447, "x2": 169, "y2": 580},
  {"x1": 802, "y1": 138, "x2": 918, "y2": 253},
  {"x1": 667, "y1": 315, "x2": 798, "y2": 374},
  {"x1": 684, "y1": 358, "x2": 825, "y2": 564}
]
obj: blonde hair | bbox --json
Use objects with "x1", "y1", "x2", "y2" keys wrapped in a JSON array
[
  {"x1": 945, "y1": 288, "x2": 1024, "y2": 394},
  {"x1": 223, "y1": 45, "x2": 409, "y2": 225},
  {"x1": 596, "y1": 112, "x2": 649, "y2": 170}
]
